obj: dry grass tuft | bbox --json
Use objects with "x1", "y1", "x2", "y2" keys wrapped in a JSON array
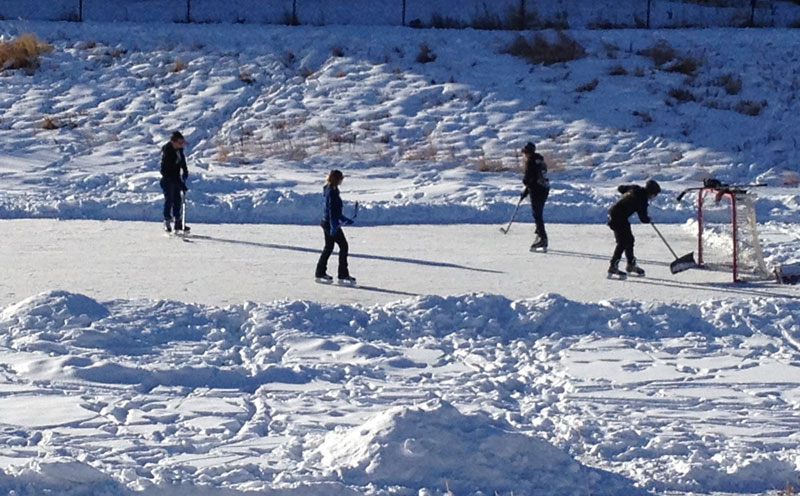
[
  {"x1": 416, "y1": 43, "x2": 437, "y2": 64},
  {"x1": 637, "y1": 40, "x2": 676, "y2": 66},
  {"x1": 576, "y1": 78, "x2": 599, "y2": 92},
  {"x1": 608, "y1": 65, "x2": 628, "y2": 76},
  {"x1": 664, "y1": 57, "x2": 700, "y2": 75},
  {"x1": 503, "y1": 32, "x2": 586, "y2": 66},
  {"x1": 733, "y1": 100, "x2": 766, "y2": 116},
  {"x1": 169, "y1": 57, "x2": 186, "y2": 73},
  {"x1": 239, "y1": 68, "x2": 255, "y2": 85},
  {"x1": 668, "y1": 87, "x2": 696, "y2": 103},
  {"x1": 714, "y1": 74, "x2": 742, "y2": 95},
  {"x1": 0, "y1": 33, "x2": 53, "y2": 73}
]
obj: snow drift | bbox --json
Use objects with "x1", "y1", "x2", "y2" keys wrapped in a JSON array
[{"x1": 1, "y1": 290, "x2": 799, "y2": 494}]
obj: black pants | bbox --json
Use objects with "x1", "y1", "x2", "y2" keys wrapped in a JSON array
[
  {"x1": 161, "y1": 178, "x2": 183, "y2": 221},
  {"x1": 316, "y1": 221, "x2": 349, "y2": 278},
  {"x1": 530, "y1": 187, "x2": 549, "y2": 239},
  {"x1": 609, "y1": 219, "x2": 634, "y2": 262}
]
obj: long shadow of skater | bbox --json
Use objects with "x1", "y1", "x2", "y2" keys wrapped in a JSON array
[
  {"x1": 189, "y1": 234, "x2": 503, "y2": 274},
  {"x1": 545, "y1": 249, "x2": 670, "y2": 268},
  {"x1": 335, "y1": 284, "x2": 420, "y2": 298},
  {"x1": 626, "y1": 276, "x2": 798, "y2": 300}
]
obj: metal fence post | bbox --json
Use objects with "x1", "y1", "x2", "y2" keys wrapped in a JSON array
[
  {"x1": 647, "y1": 0, "x2": 651, "y2": 28},
  {"x1": 402, "y1": 0, "x2": 406, "y2": 26},
  {"x1": 187, "y1": 0, "x2": 191, "y2": 23},
  {"x1": 79, "y1": 0, "x2": 83, "y2": 21}
]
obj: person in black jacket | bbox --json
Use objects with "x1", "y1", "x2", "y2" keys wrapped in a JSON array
[
  {"x1": 160, "y1": 131, "x2": 189, "y2": 233},
  {"x1": 607, "y1": 179, "x2": 661, "y2": 277},
  {"x1": 519, "y1": 142, "x2": 551, "y2": 251},
  {"x1": 315, "y1": 170, "x2": 356, "y2": 284}
]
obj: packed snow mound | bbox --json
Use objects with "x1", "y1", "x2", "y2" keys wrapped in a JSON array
[
  {"x1": 0, "y1": 460, "x2": 127, "y2": 496},
  {"x1": 0, "y1": 291, "x2": 110, "y2": 351},
  {"x1": 317, "y1": 399, "x2": 642, "y2": 495}
]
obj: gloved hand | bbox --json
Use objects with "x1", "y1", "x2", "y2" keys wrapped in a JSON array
[
  {"x1": 180, "y1": 181, "x2": 188, "y2": 192},
  {"x1": 342, "y1": 216, "x2": 354, "y2": 226},
  {"x1": 642, "y1": 216, "x2": 651, "y2": 224},
  {"x1": 520, "y1": 188, "x2": 528, "y2": 200},
  {"x1": 329, "y1": 222, "x2": 340, "y2": 236}
]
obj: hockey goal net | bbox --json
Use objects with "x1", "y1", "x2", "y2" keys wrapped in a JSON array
[{"x1": 696, "y1": 187, "x2": 769, "y2": 282}]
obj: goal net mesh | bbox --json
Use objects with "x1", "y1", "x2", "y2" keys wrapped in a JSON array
[{"x1": 697, "y1": 189, "x2": 769, "y2": 281}]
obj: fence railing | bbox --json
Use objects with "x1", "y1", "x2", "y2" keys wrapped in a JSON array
[{"x1": 0, "y1": 0, "x2": 789, "y2": 29}]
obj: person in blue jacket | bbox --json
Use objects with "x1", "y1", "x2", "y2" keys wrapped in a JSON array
[{"x1": 315, "y1": 170, "x2": 356, "y2": 284}]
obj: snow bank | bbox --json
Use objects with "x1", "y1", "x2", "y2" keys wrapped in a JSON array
[{"x1": 317, "y1": 399, "x2": 642, "y2": 495}]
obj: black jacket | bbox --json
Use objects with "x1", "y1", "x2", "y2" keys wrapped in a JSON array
[
  {"x1": 160, "y1": 143, "x2": 188, "y2": 182},
  {"x1": 522, "y1": 153, "x2": 550, "y2": 193},
  {"x1": 609, "y1": 185, "x2": 651, "y2": 224}
]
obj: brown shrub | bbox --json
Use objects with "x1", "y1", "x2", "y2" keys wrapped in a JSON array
[
  {"x1": 632, "y1": 110, "x2": 653, "y2": 123},
  {"x1": 668, "y1": 87, "x2": 696, "y2": 103},
  {"x1": 0, "y1": 33, "x2": 53, "y2": 73},
  {"x1": 734, "y1": 100, "x2": 766, "y2": 116},
  {"x1": 169, "y1": 57, "x2": 186, "y2": 73},
  {"x1": 503, "y1": 32, "x2": 586, "y2": 66},
  {"x1": 665, "y1": 57, "x2": 700, "y2": 75},
  {"x1": 714, "y1": 74, "x2": 742, "y2": 95},
  {"x1": 239, "y1": 68, "x2": 255, "y2": 84},
  {"x1": 416, "y1": 43, "x2": 436, "y2": 64},
  {"x1": 41, "y1": 116, "x2": 60, "y2": 130},
  {"x1": 608, "y1": 65, "x2": 628, "y2": 76},
  {"x1": 637, "y1": 40, "x2": 676, "y2": 66},
  {"x1": 576, "y1": 78, "x2": 599, "y2": 92}
]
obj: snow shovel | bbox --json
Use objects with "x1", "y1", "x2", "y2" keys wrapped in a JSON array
[
  {"x1": 651, "y1": 223, "x2": 696, "y2": 274},
  {"x1": 500, "y1": 196, "x2": 523, "y2": 234}
]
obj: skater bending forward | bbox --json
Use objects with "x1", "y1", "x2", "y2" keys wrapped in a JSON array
[
  {"x1": 315, "y1": 170, "x2": 356, "y2": 284},
  {"x1": 520, "y1": 142, "x2": 550, "y2": 251},
  {"x1": 607, "y1": 179, "x2": 661, "y2": 277},
  {"x1": 160, "y1": 131, "x2": 189, "y2": 233}
]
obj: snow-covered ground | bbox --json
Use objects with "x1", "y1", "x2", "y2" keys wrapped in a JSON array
[
  {"x1": 1, "y1": 284, "x2": 800, "y2": 495},
  {"x1": 1, "y1": 22, "x2": 799, "y2": 229},
  {"x1": 2, "y1": 17, "x2": 800, "y2": 496}
]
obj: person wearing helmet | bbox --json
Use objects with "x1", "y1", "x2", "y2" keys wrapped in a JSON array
[
  {"x1": 606, "y1": 179, "x2": 661, "y2": 277},
  {"x1": 519, "y1": 142, "x2": 551, "y2": 251}
]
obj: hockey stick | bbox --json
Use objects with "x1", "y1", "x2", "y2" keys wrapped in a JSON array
[
  {"x1": 181, "y1": 189, "x2": 187, "y2": 234},
  {"x1": 651, "y1": 223, "x2": 696, "y2": 274},
  {"x1": 500, "y1": 196, "x2": 524, "y2": 234}
]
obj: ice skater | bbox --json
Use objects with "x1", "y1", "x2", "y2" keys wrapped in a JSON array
[
  {"x1": 160, "y1": 131, "x2": 189, "y2": 233},
  {"x1": 315, "y1": 169, "x2": 356, "y2": 285},
  {"x1": 519, "y1": 142, "x2": 550, "y2": 251},
  {"x1": 607, "y1": 179, "x2": 661, "y2": 278}
]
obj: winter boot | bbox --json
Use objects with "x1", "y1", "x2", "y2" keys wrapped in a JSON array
[
  {"x1": 608, "y1": 259, "x2": 627, "y2": 278},
  {"x1": 338, "y1": 275, "x2": 357, "y2": 285},
  {"x1": 626, "y1": 258, "x2": 645, "y2": 276},
  {"x1": 174, "y1": 221, "x2": 190, "y2": 233},
  {"x1": 315, "y1": 273, "x2": 334, "y2": 284},
  {"x1": 164, "y1": 219, "x2": 173, "y2": 233}
]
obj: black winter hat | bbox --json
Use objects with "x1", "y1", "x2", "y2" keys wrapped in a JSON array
[
  {"x1": 521, "y1": 142, "x2": 536, "y2": 154},
  {"x1": 646, "y1": 179, "x2": 661, "y2": 196}
]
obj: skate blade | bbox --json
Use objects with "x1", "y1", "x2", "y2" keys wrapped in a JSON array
[
  {"x1": 315, "y1": 278, "x2": 334, "y2": 285},
  {"x1": 607, "y1": 273, "x2": 628, "y2": 280}
]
